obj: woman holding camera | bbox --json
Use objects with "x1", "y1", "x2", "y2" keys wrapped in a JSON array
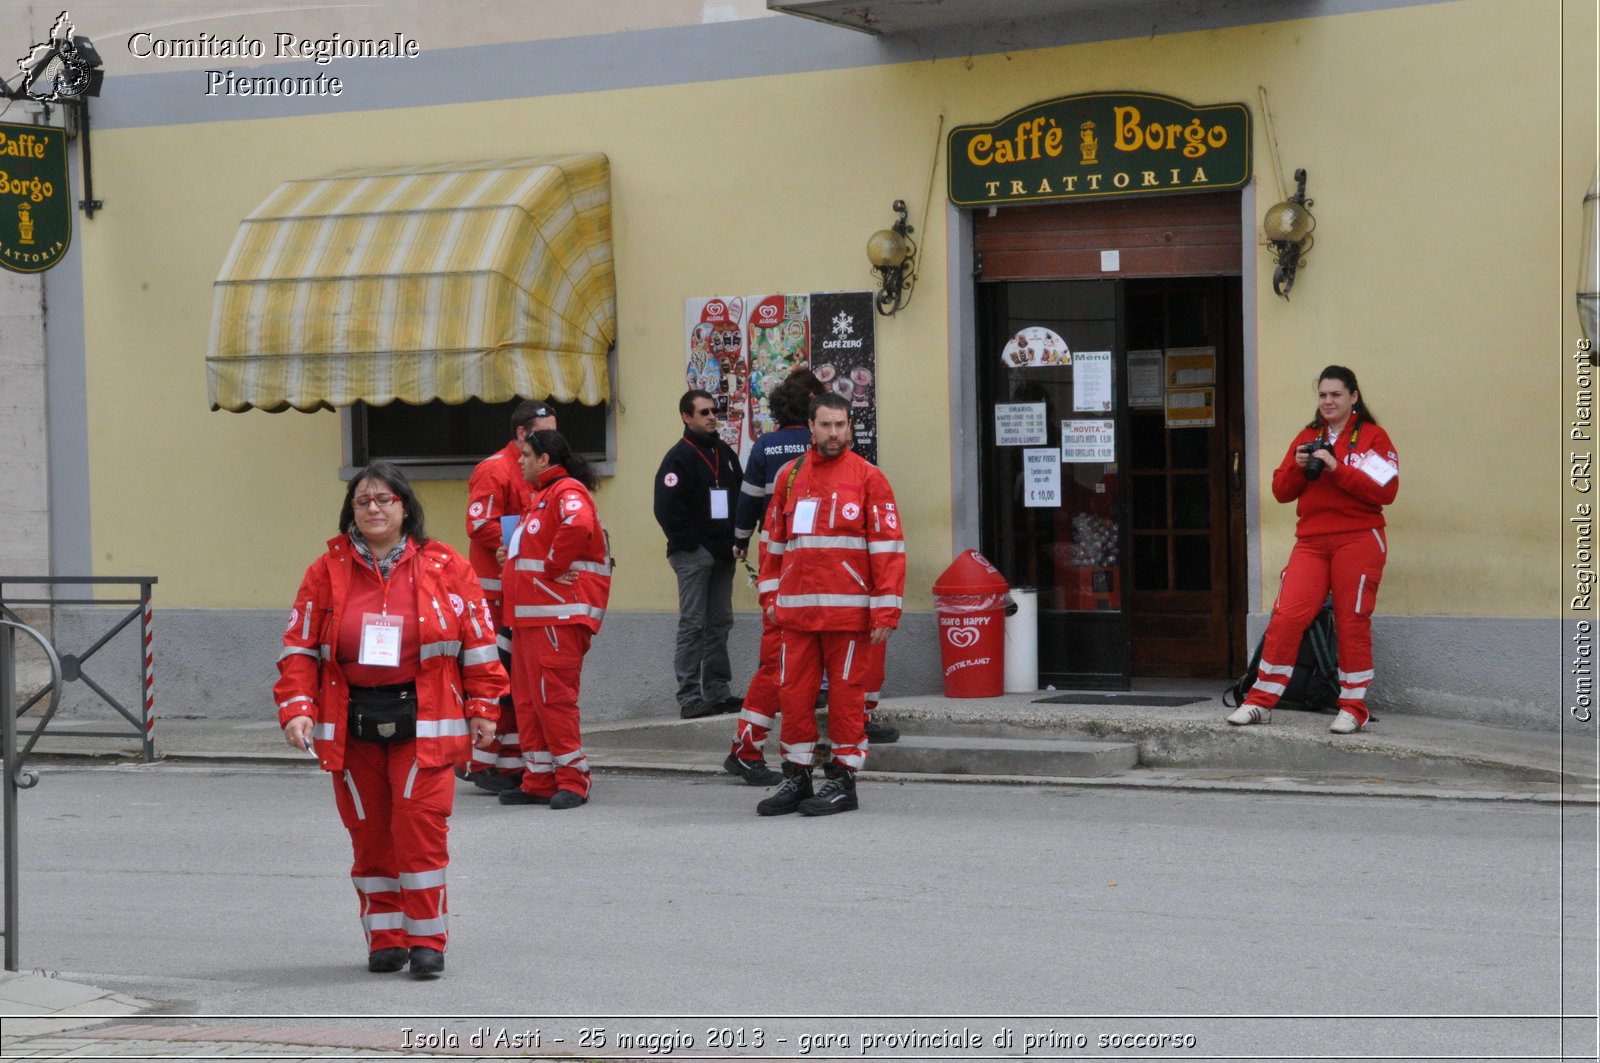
[
  {"x1": 275, "y1": 463, "x2": 507, "y2": 977},
  {"x1": 1227, "y1": 366, "x2": 1399, "y2": 734}
]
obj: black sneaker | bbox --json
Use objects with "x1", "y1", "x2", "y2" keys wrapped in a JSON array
[
  {"x1": 756, "y1": 766, "x2": 814, "y2": 816},
  {"x1": 680, "y1": 701, "x2": 719, "y2": 719},
  {"x1": 864, "y1": 719, "x2": 899, "y2": 744},
  {"x1": 498, "y1": 788, "x2": 551, "y2": 806},
  {"x1": 367, "y1": 947, "x2": 407, "y2": 973},
  {"x1": 798, "y1": 769, "x2": 858, "y2": 816},
  {"x1": 715, "y1": 695, "x2": 744, "y2": 715},
  {"x1": 723, "y1": 753, "x2": 782, "y2": 786},
  {"x1": 408, "y1": 946, "x2": 445, "y2": 978},
  {"x1": 471, "y1": 770, "x2": 521, "y2": 793},
  {"x1": 549, "y1": 789, "x2": 587, "y2": 810}
]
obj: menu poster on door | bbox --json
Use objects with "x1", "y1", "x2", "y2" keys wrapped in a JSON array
[
  {"x1": 685, "y1": 296, "x2": 748, "y2": 451},
  {"x1": 1166, "y1": 386, "x2": 1216, "y2": 428},
  {"x1": 1023, "y1": 448, "x2": 1061, "y2": 507},
  {"x1": 809, "y1": 290, "x2": 879, "y2": 465},
  {"x1": 1072, "y1": 350, "x2": 1114, "y2": 411},
  {"x1": 1128, "y1": 349, "x2": 1164, "y2": 408},
  {"x1": 1165, "y1": 347, "x2": 1216, "y2": 387},
  {"x1": 995, "y1": 402, "x2": 1048, "y2": 446},
  {"x1": 1061, "y1": 418, "x2": 1116, "y2": 462}
]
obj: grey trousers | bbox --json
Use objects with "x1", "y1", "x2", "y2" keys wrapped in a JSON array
[{"x1": 666, "y1": 546, "x2": 735, "y2": 709}]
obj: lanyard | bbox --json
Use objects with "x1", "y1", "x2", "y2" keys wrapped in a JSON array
[
  {"x1": 1326, "y1": 416, "x2": 1362, "y2": 452},
  {"x1": 687, "y1": 439, "x2": 722, "y2": 487}
]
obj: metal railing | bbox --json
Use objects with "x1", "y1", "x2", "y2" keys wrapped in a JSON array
[
  {"x1": 0, "y1": 576, "x2": 157, "y2": 762},
  {"x1": 1, "y1": 618, "x2": 62, "y2": 971}
]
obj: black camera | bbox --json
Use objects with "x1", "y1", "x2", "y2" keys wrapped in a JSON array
[{"x1": 1301, "y1": 439, "x2": 1331, "y2": 480}]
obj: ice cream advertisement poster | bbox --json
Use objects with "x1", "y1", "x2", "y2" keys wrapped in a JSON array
[
  {"x1": 685, "y1": 296, "x2": 748, "y2": 451},
  {"x1": 685, "y1": 292, "x2": 876, "y2": 465}
]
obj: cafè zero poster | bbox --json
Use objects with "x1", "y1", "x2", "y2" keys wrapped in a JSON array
[{"x1": 685, "y1": 291, "x2": 877, "y2": 465}]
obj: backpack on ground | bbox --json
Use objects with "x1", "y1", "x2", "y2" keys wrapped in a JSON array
[{"x1": 1222, "y1": 601, "x2": 1340, "y2": 713}]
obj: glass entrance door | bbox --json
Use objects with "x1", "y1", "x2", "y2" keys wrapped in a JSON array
[
  {"x1": 977, "y1": 280, "x2": 1129, "y2": 688},
  {"x1": 977, "y1": 276, "x2": 1245, "y2": 686}
]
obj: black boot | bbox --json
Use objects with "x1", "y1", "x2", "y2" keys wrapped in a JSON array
[
  {"x1": 408, "y1": 946, "x2": 445, "y2": 978},
  {"x1": 756, "y1": 763, "x2": 813, "y2": 816},
  {"x1": 798, "y1": 763, "x2": 858, "y2": 816}
]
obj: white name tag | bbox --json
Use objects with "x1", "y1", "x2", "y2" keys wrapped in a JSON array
[
  {"x1": 1356, "y1": 451, "x2": 1398, "y2": 486},
  {"x1": 710, "y1": 489, "x2": 729, "y2": 520},
  {"x1": 506, "y1": 521, "x2": 525, "y2": 559},
  {"x1": 792, "y1": 497, "x2": 819, "y2": 535},
  {"x1": 359, "y1": 612, "x2": 403, "y2": 667}
]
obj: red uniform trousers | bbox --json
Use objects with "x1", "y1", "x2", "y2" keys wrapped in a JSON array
[
  {"x1": 510, "y1": 625, "x2": 593, "y2": 798},
  {"x1": 465, "y1": 626, "x2": 524, "y2": 781},
  {"x1": 1244, "y1": 527, "x2": 1387, "y2": 724},
  {"x1": 332, "y1": 736, "x2": 454, "y2": 953},
  {"x1": 776, "y1": 629, "x2": 871, "y2": 772},
  {"x1": 734, "y1": 621, "x2": 884, "y2": 760}
]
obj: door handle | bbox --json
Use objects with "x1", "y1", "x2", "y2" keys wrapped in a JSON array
[{"x1": 1230, "y1": 449, "x2": 1243, "y2": 495}]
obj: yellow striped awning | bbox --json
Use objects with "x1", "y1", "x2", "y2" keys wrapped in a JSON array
[{"x1": 207, "y1": 153, "x2": 615, "y2": 413}]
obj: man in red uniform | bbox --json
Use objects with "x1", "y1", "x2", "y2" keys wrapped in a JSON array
[
  {"x1": 461, "y1": 400, "x2": 557, "y2": 788},
  {"x1": 755, "y1": 392, "x2": 905, "y2": 817}
]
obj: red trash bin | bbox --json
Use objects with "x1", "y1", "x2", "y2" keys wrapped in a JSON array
[{"x1": 932, "y1": 549, "x2": 1009, "y2": 698}]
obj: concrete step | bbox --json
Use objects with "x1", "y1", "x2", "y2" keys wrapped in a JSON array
[{"x1": 867, "y1": 733, "x2": 1138, "y2": 777}]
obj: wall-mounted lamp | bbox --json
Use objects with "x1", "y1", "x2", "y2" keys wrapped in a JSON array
[
  {"x1": 867, "y1": 199, "x2": 917, "y2": 316},
  {"x1": 1262, "y1": 168, "x2": 1314, "y2": 299},
  {"x1": 1579, "y1": 170, "x2": 1599, "y2": 367}
]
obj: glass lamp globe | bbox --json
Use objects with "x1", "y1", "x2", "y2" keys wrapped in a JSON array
[
  {"x1": 1262, "y1": 200, "x2": 1313, "y2": 244},
  {"x1": 867, "y1": 228, "x2": 909, "y2": 269}
]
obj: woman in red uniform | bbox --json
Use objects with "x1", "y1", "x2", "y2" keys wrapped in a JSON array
[
  {"x1": 276, "y1": 463, "x2": 506, "y2": 978},
  {"x1": 1227, "y1": 366, "x2": 1399, "y2": 734},
  {"x1": 498, "y1": 431, "x2": 612, "y2": 809}
]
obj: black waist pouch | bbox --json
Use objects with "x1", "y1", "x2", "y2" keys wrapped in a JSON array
[{"x1": 347, "y1": 682, "x2": 418, "y2": 744}]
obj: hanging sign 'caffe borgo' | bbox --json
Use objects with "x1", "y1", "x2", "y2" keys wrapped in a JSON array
[
  {"x1": 0, "y1": 122, "x2": 71, "y2": 273},
  {"x1": 948, "y1": 92, "x2": 1250, "y2": 207}
]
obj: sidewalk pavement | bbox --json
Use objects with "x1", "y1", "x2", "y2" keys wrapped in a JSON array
[{"x1": 3, "y1": 682, "x2": 1596, "y2": 1057}]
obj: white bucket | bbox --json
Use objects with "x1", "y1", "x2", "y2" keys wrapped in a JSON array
[{"x1": 1003, "y1": 587, "x2": 1038, "y2": 694}]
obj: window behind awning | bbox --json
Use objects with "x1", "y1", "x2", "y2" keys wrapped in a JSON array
[{"x1": 206, "y1": 153, "x2": 615, "y2": 413}]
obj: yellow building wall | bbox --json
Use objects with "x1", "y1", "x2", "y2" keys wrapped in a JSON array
[{"x1": 78, "y1": 0, "x2": 1576, "y2": 617}]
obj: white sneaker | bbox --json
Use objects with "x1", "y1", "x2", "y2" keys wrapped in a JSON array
[
  {"x1": 1226, "y1": 705, "x2": 1271, "y2": 726},
  {"x1": 1329, "y1": 710, "x2": 1363, "y2": 734}
]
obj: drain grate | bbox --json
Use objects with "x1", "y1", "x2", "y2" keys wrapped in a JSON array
[{"x1": 1033, "y1": 693, "x2": 1210, "y2": 707}]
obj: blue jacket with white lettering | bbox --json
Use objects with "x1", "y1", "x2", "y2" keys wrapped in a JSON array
[{"x1": 733, "y1": 424, "x2": 814, "y2": 551}]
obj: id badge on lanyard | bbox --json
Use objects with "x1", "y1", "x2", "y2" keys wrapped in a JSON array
[
  {"x1": 360, "y1": 613, "x2": 404, "y2": 667},
  {"x1": 710, "y1": 490, "x2": 729, "y2": 520},
  {"x1": 792, "y1": 497, "x2": 819, "y2": 535}
]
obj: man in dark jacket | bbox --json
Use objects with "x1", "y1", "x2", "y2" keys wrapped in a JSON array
[{"x1": 654, "y1": 389, "x2": 744, "y2": 719}]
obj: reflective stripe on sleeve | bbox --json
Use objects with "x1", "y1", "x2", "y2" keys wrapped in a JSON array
[
  {"x1": 868, "y1": 595, "x2": 903, "y2": 610},
  {"x1": 757, "y1": 579, "x2": 780, "y2": 594},
  {"x1": 415, "y1": 718, "x2": 470, "y2": 738},
  {"x1": 478, "y1": 576, "x2": 502, "y2": 591},
  {"x1": 514, "y1": 558, "x2": 546, "y2": 572},
  {"x1": 278, "y1": 645, "x2": 319, "y2": 662},
  {"x1": 419, "y1": 640, "x2": 463, "y2": 662},
  {"x1": 740, "y1": 480, "x2": 765, "y2": 498},
  {"x1": 461, "y1": 645, "x2": 498, "y2": 667},
  {"x1": 569, "y1": 560, "x2": 612, "y2": 575},
  {"x1": 867, "y1": 540, "x2": 907, "y2": 554},
  {"x1": 278, "y1": 695, "x2": 314, "y2": 710}
]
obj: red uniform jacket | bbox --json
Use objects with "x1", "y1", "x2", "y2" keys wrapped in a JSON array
[
  {"x1": 1271, "y1": 417, "x2": 1400, "y2": 536},
  {"x1": 274, "y1": 535, "x2": 508, "y2": 772},
  {"x1": 503, "y1": 465, "x2": 612, "y2": 634},
  {"x1": 465, "y1": 442, "x2": 533, "y2": 607},
  {"x1": 758, "y1": 447, "x2": 906, "y2": 632}
]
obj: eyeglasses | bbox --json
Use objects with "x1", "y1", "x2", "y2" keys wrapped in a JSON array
[
  {"x1": 354, "y1": 494, "x2": 401, "y2": 509},
  {"x1": 692, "y1": 407, "x2": 716, "y2": 418}
]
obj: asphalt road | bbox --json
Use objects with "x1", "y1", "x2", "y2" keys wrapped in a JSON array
[{"x1": 8, "y1": 762, "x2": 1596, "y2": 1060}]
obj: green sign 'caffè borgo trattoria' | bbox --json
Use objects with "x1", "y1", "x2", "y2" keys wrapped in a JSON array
[
  {"x1": 0, "y1": 122, "x2": 71, "y2": 273},
  {"x1": 948, "y1": 92, "x2": 1251, "y2": 206}
]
